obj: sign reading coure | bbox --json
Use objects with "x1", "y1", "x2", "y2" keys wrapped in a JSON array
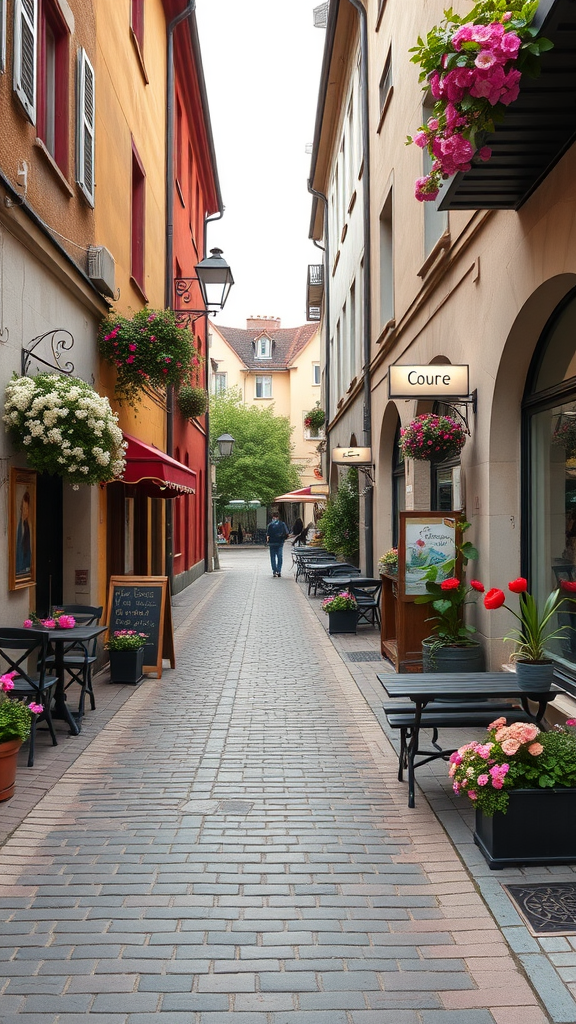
[{"x1": 389, "y1": 364, "x2": 469, "y2": 399}]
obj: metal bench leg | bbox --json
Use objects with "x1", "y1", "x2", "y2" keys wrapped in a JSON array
[{"x1": 398, "y1": 728, "x2": 407, "y2": 782}]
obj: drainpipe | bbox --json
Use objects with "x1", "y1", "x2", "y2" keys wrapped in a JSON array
[
  {"x1": 165, "y1": 0, "x2": 196, "y2": 586},
  {"x1": 307, "y1": 184, "x2": 330, "y2": 479},
  {"x1": 347, "y1": 0, "x2": 373, "y2": 576},
  {"x1": 204, "y1": 209, "x2": 224, "y2": 572}
]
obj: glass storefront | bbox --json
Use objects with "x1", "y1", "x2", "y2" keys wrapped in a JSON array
[{"x1": 526, "y1": 290, "x2": 576, "y2": 671}]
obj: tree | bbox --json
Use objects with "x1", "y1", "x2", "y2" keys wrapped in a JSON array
[
  {"x1": 210, "y1": 388, "x2": 301, "y2": 516},
  {"x1": 316, "y1": 469, "x2": 359, "y2": 562}
]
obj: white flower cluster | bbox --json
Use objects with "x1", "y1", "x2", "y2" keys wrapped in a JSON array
[{"x1": 3, "y1": 373, "x2": 127, "y2": 486}]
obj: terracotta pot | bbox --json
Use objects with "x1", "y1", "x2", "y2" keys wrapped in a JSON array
[{"x1": 0, "y1": 738, "x2": 23, "y2": 802}]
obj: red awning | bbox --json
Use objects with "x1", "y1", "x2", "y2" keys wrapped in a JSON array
[
  {"x1": 274, "y1": 485, "x2": 329, "y2": 503},
  {"x1": 122, "y1": 433, "x2": 197, "y2": 497}
]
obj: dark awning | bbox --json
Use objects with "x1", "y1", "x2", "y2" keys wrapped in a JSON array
[
  {"x1": 439, "y1": 0, "x2": 576, "y2": 211},
  {"x1": 122, "y1": 433, "x2": 196, "y2": 497}
]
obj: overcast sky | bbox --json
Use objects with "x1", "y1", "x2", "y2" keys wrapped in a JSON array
[{"x1": 195, "y1": 1, "x2": 326, "y2": 330}]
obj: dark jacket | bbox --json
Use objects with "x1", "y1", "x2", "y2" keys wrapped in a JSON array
[{"x1": 266, "y1": 519, "x2": 288, "y2": 544}]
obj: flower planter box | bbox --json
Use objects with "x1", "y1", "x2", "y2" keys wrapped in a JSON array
[
  {"x1": 108, "y1": 647, "x2": 145, "y2": 685},
  {"x1": 422, "y1": 639, "x2": 485, "y2": 674},
  {"x1": 475, "y1": 788, "x2": 576, "y2": 869},
  {"x1": 328, "y1": 610, "x2": 358, "y2": 635}
]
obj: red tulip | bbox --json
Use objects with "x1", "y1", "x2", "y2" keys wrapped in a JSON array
[
  {"x1": 508, "y1": 578, "x2": 528, "y2": 593},
  {"x1": 484, "y1": 588, "x2": 506, "y2": 610},
  {"x1": 440, "y1": 577, "x2": 460, "y2": 590},
  {"x1": 470, "y1": 580, "x2": 485, "y2": 592},
  {"x1": 560, "y1": 580, "x2": 576, "y2": 593}
]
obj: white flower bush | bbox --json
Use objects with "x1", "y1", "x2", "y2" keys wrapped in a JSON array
[{"x1": 3, "y1": 373, "x2": 127, "y2": 486}]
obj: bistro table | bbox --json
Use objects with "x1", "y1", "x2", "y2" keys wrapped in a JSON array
[
  {"x1": 45, "y1": 624, "x2": 108, "y2": 735},
  {"x1": 378, "y1": 672, "x2": 563, "y2": 808}
]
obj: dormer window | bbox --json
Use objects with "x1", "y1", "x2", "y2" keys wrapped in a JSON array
[{"x1": 255, "y1": 335, "x2": 271, "y2": 359}]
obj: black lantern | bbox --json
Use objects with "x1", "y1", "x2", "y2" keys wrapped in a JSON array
[
  {"x1": 195, "y1": 248, "x2": 234, "y2": 312},
  {"x1": 216, "y1": 433, "x2": 235, "y2": 458}
]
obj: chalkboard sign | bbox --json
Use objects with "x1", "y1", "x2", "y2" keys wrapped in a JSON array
[{"x1": 106, "y1": 576, "x2": 175, "y2": 677}]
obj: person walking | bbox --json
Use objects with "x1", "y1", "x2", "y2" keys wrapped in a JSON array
[{"x1": 266, "y1": 511, "x2": 289, "y2": 577}]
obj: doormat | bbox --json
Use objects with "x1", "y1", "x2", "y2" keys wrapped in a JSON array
[
  {"x1": 504, "y1": 883, "x2": 576, "y2": 936},
  {"x1": 346, "y1": 651, "x2": 382, "y2": 662}
]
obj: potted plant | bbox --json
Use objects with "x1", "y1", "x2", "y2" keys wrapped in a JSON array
[
  {"x1": 414, "y1": 523, "x2": 484, "y2": 672},
  {"x1": 449, "y1": 717, "x2": 576, "y2": 867},
  {"x1": 23, "y1": 611, "x2": 76, "y2": 629},
  {"x1": 321, "y1": 591, "x2": 359, "y2": 635},
  {"x1": 407, "y1": 1, "x2": 552, "y2": 202},
  {"x1": 304, "y1": 404, "x2": 326, "y2": 433},
  {"x1": 399, "y1": 414, "x2": 466, "y2": 462},
  {"x1": 0, "y1": 673, "x2": 42, "y2": 801},
  {"x1": 98, "y1": 308, "x2": 200, "y2": 407},
  {"x1": 105, "y1": 630, "x2": 149, "y2": 685},
  {"x1": 316, "y1": 469, "x2": 359, "y2": 562},
  {"x1": 483, "y1": 577, "x2": 576, "y2": 689},
  {"x1": 177, "y1": 385, "x2": 208, "y2": 420},
  {"x1": 3, "y1": 373, "x2": 127, "y2": 488},
  {"x1": 378, "y1": 548, "x2": 398, "y2": 577}
]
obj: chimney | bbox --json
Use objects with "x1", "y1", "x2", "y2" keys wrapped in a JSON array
[{"x1": 246, "y1": 315, "x2": 281, "y2": 332}]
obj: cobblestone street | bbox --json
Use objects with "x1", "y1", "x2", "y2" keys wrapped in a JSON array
[{"x1": 0, "y1": 549, "x2": 558, "y2": 1023}]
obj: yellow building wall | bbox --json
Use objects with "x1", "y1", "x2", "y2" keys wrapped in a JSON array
[{"x1": 94, "y1": 0, "x2": 169, "y2": 607}]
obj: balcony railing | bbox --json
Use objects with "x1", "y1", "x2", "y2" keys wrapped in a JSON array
[
  {"x1": 439, "y1": 0, "x2": 576, "y2": 211},
  {"x1": 306, "y1": 264, "x2": 324, "y2": 322}
]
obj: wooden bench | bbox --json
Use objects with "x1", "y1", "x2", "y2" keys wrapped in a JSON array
[{"x1": 383, "y1": 700, "x2": 534, "y2": 782}]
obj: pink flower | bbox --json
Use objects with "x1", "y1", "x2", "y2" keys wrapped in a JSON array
[
  {"x1": 128, "y1": 343, "x2": 137, "y2": 352},
  {"x1": 427, "y1": 117, "x2": 439, "y2": 131},
  {"x1": 528, "y1": 742, "x2": 544, "y2": 756},
  {"x1": 476, "y1": 744, "x2": 493, "y2": 760},
  {"x1": 475, "y1": 50, "x2": 497, "y2": 70},
  {"x1": 566, "y1": 718, "x2": 576, "y2": 726},
  {"x1": 471, "y1": 24, "x2": 494, "y2": 44},
  {"x1": 477, "y1": 146, "x2": 492, "y2": 162},
  {"x1": 468, "y1": 791, "x2": 478, "y2": 801},
  {"x1": 451, "y1": 24, "x2": 474, "y2": 49},
  {"x1": 501, "y1": 738, "x2": 521, "y2": 755},
  {"x1": 449, "y1": 751, "x2": 463, "y2": 765},
  {"x1": 429, "y1": 71, "x2": 442, "y2": 99},
  {"x1": 28, "y1": 702, "x2": 43, "y2": 714},
  {"x1": 23, "y1": 619, "x2": 33, "y2": 628},
  {"x1": 498, "y1": 31, "x2": 521, "y2": 58},
  {"x1": 42, "y1": 619, "x2": 56, "y2": 629},
  {"x1": 126, "y1": 356, "x2": 135, "y2": 364},
  {"x1": 477, "y1": 774, "x2": 489, "y2": 787},
  {"x1": 1, "y1": 677, "x2": 15, "y2": 692},
  {"x1": 57, "y1": 615, "x2": 76, "y2": 629},
  {"x1": 413, "y1": 130, "x2": 429, "y2": 149}
]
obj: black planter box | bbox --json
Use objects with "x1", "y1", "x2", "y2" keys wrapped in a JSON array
[
  {"x1": 475, "y1": 788, "x2": 576, "y2": 869},
  {"x1": 108, "y1": 647, "x2": 145, "y2": 685},
  {"x1": 327, "y1": 610, "x2": 358, "y2": 634}
]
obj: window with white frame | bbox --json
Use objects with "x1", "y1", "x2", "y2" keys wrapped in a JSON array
[
  {"x1": 255, "y1": 375, "x2": 272, "y2": 399},
  {"x1": 212, "y1": 372, "x2": 227, "y2": 395},
  {"x1": 379, "y1": 48, "x2": 392, "y2": 120},
  {"x1": 255, "y1": 336, "x2": 271, "y2": 359},
  {"x1": 304, "y1": 412, "x2": 324, "y2": 441},
  {"x1": 312, "y1": 362, "x2": 321, "y2": 386}
]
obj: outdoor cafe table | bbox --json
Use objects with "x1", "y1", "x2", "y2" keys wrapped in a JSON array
[
  {"x1": 378, "y1": 672, "x2": 562, "y2": 808},
  {"x1": 45, "y1": 624, "x2": 108, "y2": 735}
]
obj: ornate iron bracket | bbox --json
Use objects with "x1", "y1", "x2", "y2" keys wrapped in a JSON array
[
  {"x1": 22, "y1": 329, "x2": 75, "y2": 377},
  {"x1": 440, "y1": 390, "x2": 477, "y2": 435}
]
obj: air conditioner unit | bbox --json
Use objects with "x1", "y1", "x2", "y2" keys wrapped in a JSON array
[
  {"x1": 87, "y1": 245, "x2": 116, "y2": 298},
  {"x1": 313, "y1": 2, "x2": 329, "y2": 28}
]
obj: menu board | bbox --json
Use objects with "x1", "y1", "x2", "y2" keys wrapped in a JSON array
[
  {"x1": 399, "y1": 513, "x2": 461, "y2": 598},
  {"x1": 106, "y1": 576, "x2": 175, "y2": 677}
]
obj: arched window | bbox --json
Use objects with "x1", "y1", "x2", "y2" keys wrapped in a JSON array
[
  {"x1": 523, "y1": 287, "x2": 576, "y2": 672},
  {"x1": 430, "y1": 401, "x2": 462, "y2": 512}
]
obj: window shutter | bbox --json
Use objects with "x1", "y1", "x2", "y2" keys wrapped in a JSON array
[
  {"x1": 13, "y1": 0, "x2": 37, "y2": 123},
  {"x1": 76, "y1": 48, "x2": 95, "y2": 206},
  {"x1": 0, "y1": 0, "x2": 7, "y2": 74}
]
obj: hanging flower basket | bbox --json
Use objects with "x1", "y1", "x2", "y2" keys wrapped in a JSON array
[
  {"x1": 407, "y1": 1, "x2": 553, "y2": 202},
  {"x1": 304, "y1": 405, "x2": 326, "y2": 430},
  {"x1": 399, "y1": 413, "x2": 466, "y2": 462},
  {"x1": 3, "y1": 373, "x2": 127, "y2": 487},
  {"x1": 98, "y1": 308, "x2": 200, "y2": 406},
  {"x1": 177, "y1": 385, "x2": 208, "y2": 420},
  {"x1": 552, "y1": 414, "x2": 576, "y2": 459}
]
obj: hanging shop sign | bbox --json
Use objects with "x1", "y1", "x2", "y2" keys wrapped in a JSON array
[
  {"x1": 331, "y1": 447, "x2": 372, "y2": 466},
  {"x1": 389, "y1": 364, "x2": 469, "y2": 399}
]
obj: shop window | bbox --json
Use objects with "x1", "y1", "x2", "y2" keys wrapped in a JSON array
[
  {"x1": 255, "y1": 375, "x2": 272, "y2": 399},
  {"x1": 524, "y1": 288, "x2": 576, "y2": 672},
  {"x1": 131, "y1": 141, "x2": 146, "y2": 294}
]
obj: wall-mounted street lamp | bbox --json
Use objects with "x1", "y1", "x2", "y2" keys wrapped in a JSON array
[
  {"x1": 216, "y1": 432, "x2": 235, "y2": 459},
  {"x1": 174, "y1": 249, "x2": 234, "y2": 327}
]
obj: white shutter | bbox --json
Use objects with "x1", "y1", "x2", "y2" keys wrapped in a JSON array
[
  {"x1": 0, "y1": 0, "x2": 7, "y2": 74},
  {"x1": 76, "y1": 48, "x2": 95, "y2": 206},
  {"x1": 13, "y1": 0, "x2": 37, "y2": 123}
]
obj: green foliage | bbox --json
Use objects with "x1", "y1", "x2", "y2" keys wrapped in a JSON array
[
  {"x1": 209, "y1": 388, "x2": 301, "y2": 514},
  {"x1": 177, "y1": 386, "x2": 208, "y2": 420},
  {"x1": 304, "y1": 404, "x2": 326, "y2": 430},
  {"x1": 316, "y1": 469, "x2": 359, "y2": 562},
  {"x1": 321, "y1": 591, "x2": 358, "y2": 613},
  {"x1": 105, "y1": 630, "x2": 149, "y2": 651},
  {"x1": 0, "y1": 695, "x2": 34, "y2": 744},
  {"x1": 3, "y1": 373, "x2": 126, "y2": 487},
  {"x1": 98, "y1": 308, "x2": 200, "y2": 406},
  {"x1": 504, "y1": 588, "x2": 573, "y2": 661}
]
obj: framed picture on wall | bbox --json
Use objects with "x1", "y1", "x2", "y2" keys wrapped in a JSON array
[
  {"x1": 9, "y1": 468, "x2": 37, "y2": 591},
  {"x1": 398, "y1": 511, "x2": 462, "y2": 600}
]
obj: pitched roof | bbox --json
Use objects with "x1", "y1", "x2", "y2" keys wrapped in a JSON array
[{"x1": 214, "y1": 323, "x2": 318, "y2": 371}]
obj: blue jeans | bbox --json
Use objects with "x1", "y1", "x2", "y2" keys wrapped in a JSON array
[{"x1": 269, "y1": 543, "x2": 284, "y2": 574}]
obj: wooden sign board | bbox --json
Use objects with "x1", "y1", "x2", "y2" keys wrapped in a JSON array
[
  {"x1": 106, "y1": 576, "x2": 175, "y2": 678},
  {"x1": 398, "y1": 512, "x2": 463, "y2": 602}
]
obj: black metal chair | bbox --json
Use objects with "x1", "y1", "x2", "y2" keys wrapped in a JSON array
[
  {"x1": 0, "y1": 627, "x2": 57, "y2": 766},
  {"x1": 350, "y1": 580, "x2": 383, "y2": 628},
  {"x1": 47, "y1": 605, "x2": 103, "y2": 716}
]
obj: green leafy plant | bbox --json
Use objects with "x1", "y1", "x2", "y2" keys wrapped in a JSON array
[
  {"x1": 321, "y1": 591, "x2": 358, "y2": 613},
  {"x1": 98, "y1": 308, "x2": 200, "y2": 406},
  {"x1": 483, "y1": 577, "x2": 576, "y2": 661},
  {"x1": 0, "y1": 673, "x2": 41, "y2": 744},
  {"x1": 105, "y1": 630, "x2": 149, "y2": 651},
  {"x1": 399, "y1": 413, "x2": 466, "y2": 462},
  {"x1": 378, "y1": 548, "x2": 398, "y2": 575},
  {"x1": 414, "y1": 521, "x2": 481, "y2": 647},
  {"x1": 408, "y1": 1, "x2": 553, "y2": 201},
  {"x1": 177, "y1": 386, "x2": 208, "y2": 420},
  {"x1": 316, "y1": 469, "x2": 359, "y2": 562},
  {"x1": 3, "y1": 373, "x2": 126, "y2": 487},
  {"x1": 304, "y1": 404, "x2": 326, "y2": 431},
  {"x1": 449, "y1": 718, "x2": 576, "y2": 815}
]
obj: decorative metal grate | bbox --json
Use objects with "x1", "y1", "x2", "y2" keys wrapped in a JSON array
[
  {"x1": 346, "y1": 651, "x2": 382, "y2": 662},
  {"x1": 504, "y1": 883, "x2": 576, "y2": 935}
]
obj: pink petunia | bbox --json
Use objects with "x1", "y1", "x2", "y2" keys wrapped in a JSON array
[
  {"x1": 28, "y1": 702, "x2": 44, "y2": 714},
  {"x1": 477, "y1": 774, "x2": 489, "y2": 787},
  {"x1": 23, "y1": 619, "x2": 33, "y2": 628}
]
